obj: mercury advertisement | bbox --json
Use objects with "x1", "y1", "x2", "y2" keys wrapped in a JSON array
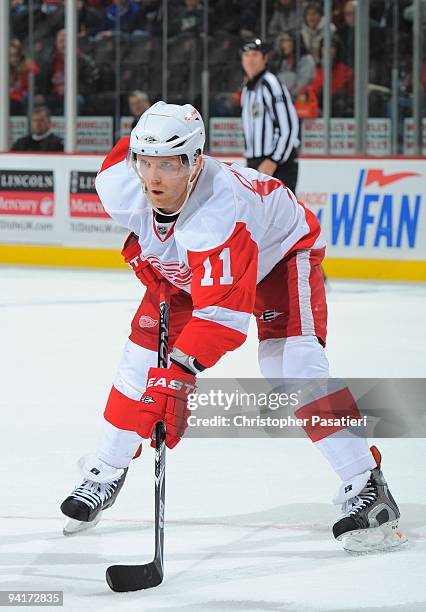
[
  {"x1": 0, "y1": 169, "x2": 55, "y2": 243},
  {"x1": 0, "y1": 152, "x2": 424, "y2": 280}
]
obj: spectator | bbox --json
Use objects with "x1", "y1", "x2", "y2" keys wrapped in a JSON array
[
  {"x1": 10, "y1": 0, "x2": 29, "y2": 39},
  {"x1": 171, "y1": 0, "x2": 203, "y2": 39},
  {"x1": 386, "y1": 57, "x2": 426, "y2": 141},
  {"x1": 10, "y1": 0, "x2": 27, "y2": 17},
  {"x1": 301, "y1": 2, "x2": 335, "y2": 64},
  {"x1": 11, "y1": 106, "x2": 63, "y2": 152},
  {"x1": 77, "y1": 0, "x2": 101, "y2": 37},
  {"x1": 337, "y1": 0, "x2": 356, "y2": 66},
  {"x1": 268, "y1": 0, "x2": 299, "y2": 40},
  {"x1": 9, "y1": 38, "x2": 39, "y2": 115},
  {"x1": 209, "y1": 0, "x2": 258, "y2": 38},
  {"x1": 311, "y1": 35, "x2": 354, "y2": 117},
  {"x1": 274, "y1": 31, "x2": 316, "y2": 96},
  {"x1": 167, "y1": 0, "x2": 204, "y2": 71},
  {"x1": 97, "y1": 0, "x2": 139, "y2": 37},
  {"x1": 337, "y1": 1, "x2": 385, "y2": 65},
  {"x1": 128, "y1": 90, "x2": 151, "y2": 128},
  {"x1": 35, "y1": 29, "x2": 99, "y2": 114},
  {"x1": 332, "y1": 0, "x2": 350, "y2": 27},
  {"x1": 236, "y1": 0, "x2": 259, "y2": 37},
  {"x1": 212, "y1": 90, "x2": 241, "y2": 117},
  {"x1": 41, "y1": 1, "x2": 64, "y2": 13},
  {"x1": 31, "y1": 2, "x2": 64, "y2": 46},
  {"x1": 337, "y1": 0, "x2": 386, "y2": 87},
  {"x1": 130, "y1": 0, "x2": 163, "y2": 37}
]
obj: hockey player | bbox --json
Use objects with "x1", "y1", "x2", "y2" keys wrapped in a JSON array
[{"x1": 61, "y1": 102, "x2": 406, "y2": 554}]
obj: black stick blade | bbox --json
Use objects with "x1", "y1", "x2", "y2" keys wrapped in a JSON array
[{"x1": 106, "y1": 561, "x2": 163, "y2": 592}]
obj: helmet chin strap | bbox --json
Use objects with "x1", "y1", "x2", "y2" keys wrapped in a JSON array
[{"x1": 142, "y1": 160, "x2": 203, "y2": 217}]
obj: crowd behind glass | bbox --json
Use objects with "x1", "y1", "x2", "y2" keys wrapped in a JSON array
[{"x1": 8, "y1": 0, "x2": 425, "y2": 152}]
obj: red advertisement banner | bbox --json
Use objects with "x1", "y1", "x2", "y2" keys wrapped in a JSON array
[
  {"x1": 69, "y1": 171, "x2": 109, "y2": 218},
  {"x1": 0, "y1": 191, "x2": 54, "y2": 216},
  {"x1": 69, "y1": 192, "x2": 109, "y2": 218}
]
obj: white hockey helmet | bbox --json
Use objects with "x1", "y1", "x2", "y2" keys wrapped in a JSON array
[{"x1": 130, "y1": 101, "x2": 205, "y2": 167}]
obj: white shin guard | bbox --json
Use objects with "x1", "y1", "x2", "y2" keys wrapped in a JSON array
[
  {"x1": 96, "y1": 420, "x2": 143, "y2": 469},
  {"x1": 96, "y1": 340, "x2": 158, "y2": 469},
  {"x1": 113, "y1": 340, "x2": 158, "y2": 400},
  {"x1": 258, "y1": 336, "x2": 375, "y2": 484}
]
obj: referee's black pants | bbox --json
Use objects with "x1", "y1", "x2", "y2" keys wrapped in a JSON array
[{"x1": 246, "y1": 148, "x2": 299, "y2": 194}]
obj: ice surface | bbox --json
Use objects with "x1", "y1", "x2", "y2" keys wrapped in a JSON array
[{"x1": 1, "y1": 267, "x2": 425, "y2": 611}]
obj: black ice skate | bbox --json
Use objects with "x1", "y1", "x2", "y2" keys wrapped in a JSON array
[
  {"x1": 332, "y1": 446, "x2": 407, "y2": 554},
  {"x1": 60, "y1": 454, "x2": 128, "y2": 536}
]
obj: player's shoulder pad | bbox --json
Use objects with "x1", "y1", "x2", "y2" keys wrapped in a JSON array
[
  {"x1": 95, "y1": 136, "x2": 138, "y2": 206},
  {"x1": 99, "y1": 137, "x2": 130, "y2": 174},
  {"x1": 175, "y1": 157, "x2": 237, "y2": 252}
]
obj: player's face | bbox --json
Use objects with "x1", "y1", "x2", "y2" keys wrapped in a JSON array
[{"x1": 135, "y1": 155, "x2": 192, "y2": 213}]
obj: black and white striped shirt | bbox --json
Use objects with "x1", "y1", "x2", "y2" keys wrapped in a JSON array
[{"x1": 241, "y1": 69, "x2": 300, "y2": 163}]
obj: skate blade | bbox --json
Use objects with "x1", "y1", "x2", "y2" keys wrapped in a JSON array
[
  {"x1": 63, "y1": 511, "x2": 103, "y2": 536},
  {"x1": 338, "y1": 520, "x2": 408, "y2": 555}
]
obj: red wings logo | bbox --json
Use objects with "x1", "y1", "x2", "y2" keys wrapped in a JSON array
[
  {"x1": 139, "y1": 315, "x2": 158, "y2": 328},
  {"x1": 145, "y1": 255, "x2": 192, "y2": 288}
]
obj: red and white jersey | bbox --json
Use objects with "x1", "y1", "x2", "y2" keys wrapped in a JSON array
[{"x1": 96, "y1": 138, "x2": 325, "y2": 368}]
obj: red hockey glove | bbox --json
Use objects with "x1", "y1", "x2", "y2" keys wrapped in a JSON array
[
  {"x1": 121, "y1": 233, "x2": 179, "y2": 295},
  {"x1": 138, "y1": 365, "x2": 196, "y2": 449}
]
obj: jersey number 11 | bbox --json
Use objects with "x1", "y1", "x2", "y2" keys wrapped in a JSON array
[{"x1": 200, "y1": 248, "x2": 233, "y2": 286}]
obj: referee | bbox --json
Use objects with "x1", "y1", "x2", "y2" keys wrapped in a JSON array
[{"x1": 240, "y1": 39, "x2": 300, "y2": 193}]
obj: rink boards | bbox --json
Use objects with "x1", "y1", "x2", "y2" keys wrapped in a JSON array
[{"x1": 0, "y1": 153, "x2": 425, "y2": 281}]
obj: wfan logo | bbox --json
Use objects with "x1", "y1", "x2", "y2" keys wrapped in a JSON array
[{"x1": 324, "y1": 169, "x2": 422, "y2": 249}]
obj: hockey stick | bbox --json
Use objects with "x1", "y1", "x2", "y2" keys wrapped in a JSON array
[{"x1": 106, "y1": 282, "x2": 170, "y2": 592}]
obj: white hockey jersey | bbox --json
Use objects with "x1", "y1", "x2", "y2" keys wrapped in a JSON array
[{"x1": 96, "y1": 137, "x2": 325, "y2": 367}]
